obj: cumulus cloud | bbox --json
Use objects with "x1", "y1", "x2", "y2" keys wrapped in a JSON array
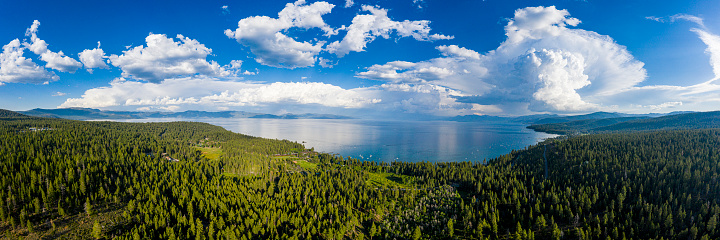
[
  {"x1": 108, "y1": 34, "x2": 229, "y2": 82},
  {"x1": 357, "y1": 61, "x2": 417, "y2": 81},
  {"x1": 0, "y1": 39, "x2": 58, "y2": 84},
  {"x1": 370, "y1": 83, "x2": 474, "y2": 116},
  {"x1": 225, "y1": 0, "x2": 334, "y2": 68},
  {"x1": 61, "y1": 77, "x2": 380, "y2": 109},
  {"x1": 327, "y1": 5, "x2": 452, "y2": 57},
  {"x1": 202, "y1": 81, "x2": 380, "y2": 108},
  {"x1": 344, "y1": 0, "x2": 353, "y2": 8},
  {"x1": 436, "y1": 45, "x2": 480, "y2": 59},
  {"x1": 358, "y1": 6, "x2": 647, "y2": 114},
  {"x1": 525, "y1": 49, "x2": 596, "y2": 111},
  {"x1": 78, "y1": 42, "x2": 109, "y2": 73},
  {"x1": 24, "y1": 20, "x2": 83, "y2": 73}
]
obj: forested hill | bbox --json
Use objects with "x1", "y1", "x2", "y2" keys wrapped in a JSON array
[
  {"x1": 0, "y1": 109, "x2": 30, "y2": 118},
  {"x1": 2, "y1": 110, "x2": 720, "y2": 239},
  {"x1": 528, "y1": 110, "x2": 720, "y2": 134},
  {"x1": 595, "y1": 110, "x2": 720, "y2": 131}
]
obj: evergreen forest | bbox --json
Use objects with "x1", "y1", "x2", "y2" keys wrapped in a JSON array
[{"x1": 1, "y1": 109, "x2": 719, "y2": 239}]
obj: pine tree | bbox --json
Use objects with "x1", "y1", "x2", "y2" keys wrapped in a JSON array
[
  {"x1": 413, "y1": 226, "x2": 422, "y2": 240},
  {"x1": 92, "y1": 220, "x2": 102, "y2": 239},
  {"x1": 85, "y1": 198, "x2": 94, "y2": 216}
]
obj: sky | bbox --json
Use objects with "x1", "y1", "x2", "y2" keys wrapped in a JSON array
[{"x1": 1, "y1": 0, "x2": 719, "y2": 118}]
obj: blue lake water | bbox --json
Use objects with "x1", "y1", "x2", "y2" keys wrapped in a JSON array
[{"x1": 116, "y1": 118, "x2": 557, "y2": 163}]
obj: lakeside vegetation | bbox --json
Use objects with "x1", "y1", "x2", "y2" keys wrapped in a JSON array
[{"x1": 1, "y1": 109, "x2": 720, "y2": 239}]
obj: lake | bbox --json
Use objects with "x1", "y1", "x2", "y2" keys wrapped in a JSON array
[{"x1": 115, "y1": 118, "x2": 557, "y2": 163}]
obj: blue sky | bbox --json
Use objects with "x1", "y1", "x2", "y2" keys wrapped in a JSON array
[{"x1": 1, "y1": 0, "x2": 719, "y2": 117}]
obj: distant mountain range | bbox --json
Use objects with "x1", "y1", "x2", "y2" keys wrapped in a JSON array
[
  {"x1": 528, "y1": 111, "x2": 720, "y2": 134},
  {"x1": 10, "y1": 108, "x2": 719, "y2": 135},
  {"x1": 447, "y1": 111, "x2": 692, "y2": 124},
  {"x1": 18, "y1": 108, "x2": 353, "y2": 120}
]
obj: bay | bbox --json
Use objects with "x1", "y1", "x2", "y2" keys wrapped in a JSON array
[{"x1": 114, "y1": 118, "x2": 557, "y2": 163}]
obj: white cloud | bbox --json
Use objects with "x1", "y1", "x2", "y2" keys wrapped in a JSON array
[
  {"x1": 61, "y1": 77, "x2": 380, "y2": 109},
  {"x1": 224, "y1": 0, "x2": 334, "y2": 68},
  {"x1": 344, "y1": 0, "x2": 353, "y2": 8},
  {"x1": 645, "y1": 16, "x2": 663, "y2": 22},
  {"x1": 78, "y1": 42, "x2": 108, "y2": 73},
  {"x1": 357, "y1": 6, "x2": 647, "y2": 114},
  {"x1": 646, "y1": 14, "x2": 705, "y2": 27},
  {"x1": 648, "y1": 101, "x2": 683, "y2": 110},
  {"x1": 228, "y1": 60, "x2": 243, "y2": 69},
  {"x1": 605, "y1": 19, "x2": 720, "y2": 114},
  {"x1": 24, "y1": 20, "x2": 82, "y2": 73},
  {"x1": 327, "y1": 5, "x2": 453, "y2": 57},
  {"x1": 690, "y1": 28, "x2": 720, "y2": 79},
  {"x1": 525, "y1": 49, "x2": 596, "y2": 111},
  {"x1": 318, "y1": 57, "x2": 334, "y2": 68},
  {"x1": 108, "y1": 34, "x2": 229, "y2": 82},
  {"x1": 672, "y1": 14, "x2": 705, "y2": 27},
  {"x1": 0, "y1": 39, "x2": 58, "y2": 84},
  {"x1": 412, "y1": 0, "x2": 425, "y2": 9},
  {"x1": 602, "y1": 14, "x2": 720, "y2": 113},
  {"x1": 436, "y1": 45, "x2": 480, "y2": 59},
  {"x1": 52, "y1": 91, "x2": 67, "y2": 96},
  {"x1": 371, "y1": 83, "x2": 473, "y2": 115},
  {"x1": 357, "y1": 61, "x2": 417, "y2": 81},
  {"x1": 202, "y1": 81, "x2": 380, "y2": 108}
]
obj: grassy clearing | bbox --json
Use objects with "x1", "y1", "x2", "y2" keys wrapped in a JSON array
[
  {"x1": 294, "y1": 160, "x2": 318, "y2": 170},
  {"x1": 366, "y1": 172, "x2": 415, "y2": 189},
  {"x1": 195, "y1": 147, "x2": 222, "y2": 160}
]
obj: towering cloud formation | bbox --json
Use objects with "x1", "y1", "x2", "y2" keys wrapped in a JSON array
[
  {"x1": 358, "y1": 6, "x2": 647, "y2": 114},
  {"x1": 108, "y1": 34, "x2": 229, "y2": 83}
]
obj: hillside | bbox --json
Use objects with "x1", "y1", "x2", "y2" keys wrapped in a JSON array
[
  {"x1": 2, "y1": 113, "x2": 720, "y2": 239},
  {"x1": 531, "y1": 111, "x2": 631, "y2": 124},
  {"x1": 0, "y1": 109, "x2": 29, "y2": 118},
  {"x1": 527, "y1": 116, "x2": 650, "y2": 134},
  {"x1": 529, "y1": 111, "x2": 720, "y2": 134},
  {"x1": 594, "y1": 110, "x2": 720, "y2": 131}
]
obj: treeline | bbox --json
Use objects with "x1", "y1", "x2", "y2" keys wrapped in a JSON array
[
  {"x1": 1, "y1": 113, "x2": 719, "y2": 239},
  {"x1": 528, "y1": 110, "x2": 720, "y2": 135}
]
